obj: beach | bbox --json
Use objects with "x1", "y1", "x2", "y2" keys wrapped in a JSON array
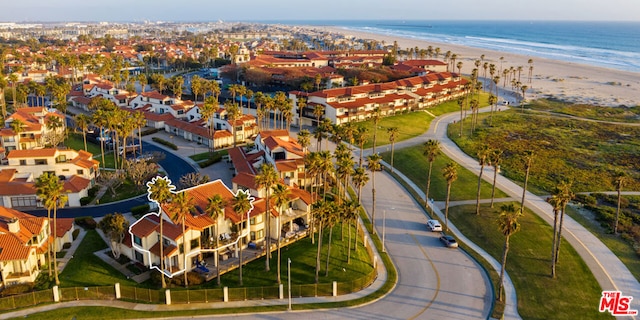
[{"x1": 313, "y1": 26, "x2": 640, "y2": 107}]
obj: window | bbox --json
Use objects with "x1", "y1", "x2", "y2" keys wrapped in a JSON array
[
  {"x1": 190, "y1": 238, "x2": 200, "y2": 249},
  {"x1": 179, "y1": 243, "x2": 184, "y2": 254},
  {"x1": 11, "y1": 196, "x2": 37, "y2": 207},
  {"x1": 77, "y1": 169, "x2": 84, "y2": 175},
  {"x1": 56, "y1": 155, "x2": 66, "y2": 163},
  {"x1": 134, "y1": 250, "x2": 144, "y2": 263},
  {"x1": 62, "y1": 169, "x2": 69, "y2": 172},
  {"x1": 134, "y1": 236, "x2": 142, "y2": 246},
  {"x1": 19, "y1": 160, "x2": 26, "y2": 165},
  {"x1": 34, "y1": 159, "x2": 47, "y2": 165}
]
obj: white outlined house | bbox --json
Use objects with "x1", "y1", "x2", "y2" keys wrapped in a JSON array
[{"x1": 124, "y1": 177, "x2": 255, "y2": 278}]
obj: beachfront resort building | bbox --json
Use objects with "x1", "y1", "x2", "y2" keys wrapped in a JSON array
[{"x1": 289, "y1": 71, "x2": 468, "y2": 126}]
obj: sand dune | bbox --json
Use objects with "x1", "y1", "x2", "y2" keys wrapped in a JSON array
[{"x1": 313, "y1": 26, "x2": 640, "y2": 107}]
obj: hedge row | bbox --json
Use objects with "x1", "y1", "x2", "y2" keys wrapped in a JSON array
[
  {"x1": 151, "y1": 137, "x2": 178, "y2": 150},
  {"x1": 198, "y1": 153, "x2": 223, "y2": 168}
]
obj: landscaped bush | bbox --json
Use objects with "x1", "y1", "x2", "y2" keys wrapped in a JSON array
[
  {"x1": 88, "y1": 185, "x2": 100, "y2": 198},
  {"x1": 198, "y1": 153, "x2": 223, "y2": 168},
  {"x1": 131, "y1": 204, "x2": 150, "y2": 217},
  {"x1": 0, "y1": 283, "x2": 34, "y2": 297},
  {"x1": 80, "y1": 196, "x2": 92, "y2": 206},
  {"x1": 152, "y1": 137, "x2": 178, "y2": 150},
  {"x1": 74, "y1": 216, "x2": 97, "y2": 230},
  {"x1": 63, "y1": 242, "x2": 72, "y2": 250},
  {"x1": 141, "y1": 128, "x2": 161, "y2": 136},
  {"x1": 72, "y1": 228, "x2": 80, "y2": 240},
  {"x1": 126, "y1": 263, "x2": 147, "y2": 275}
]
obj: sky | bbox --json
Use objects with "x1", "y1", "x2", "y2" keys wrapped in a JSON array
[{"x1": 2, "y1": 0, "x2": 639, "y2": 22}]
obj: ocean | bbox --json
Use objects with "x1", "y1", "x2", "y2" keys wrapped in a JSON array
[{"x1": 279, "y1": 20, "x2": 640, "y2": 73}]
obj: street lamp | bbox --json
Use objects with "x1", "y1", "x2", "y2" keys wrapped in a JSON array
[{"x1": 288, "y1": 258, "x2": 292, "y2": 311}]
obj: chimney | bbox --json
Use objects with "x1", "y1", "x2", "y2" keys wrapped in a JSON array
[{"x1": 8, "y1": 218, "x2": 20, "y2": 233}]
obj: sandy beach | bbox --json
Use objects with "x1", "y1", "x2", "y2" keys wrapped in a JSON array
[{"x1": 312, "y1": 26, "x2": 640, "y2": 107}]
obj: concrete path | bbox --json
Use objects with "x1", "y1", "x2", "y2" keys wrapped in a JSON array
[{"x1": 56, "y1": 228, "x2": 87, "y2": 274}]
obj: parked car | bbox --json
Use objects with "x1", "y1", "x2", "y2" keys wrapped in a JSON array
[
  {"x1": 439, "y1": 234, "x2": 458, "y2": 248},
  {"x1": 426, "y1": 219, "x2": 442, "y2": 232}
]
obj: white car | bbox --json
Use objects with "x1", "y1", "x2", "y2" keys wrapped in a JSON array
[{"x1": 426, "y1": 219, "x2": 442, "y2": 232}]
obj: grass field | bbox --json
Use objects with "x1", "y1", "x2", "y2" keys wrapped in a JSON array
[
  {"x1": 450, "y1": 203, "x2": 611, "y2": 320},
  {"x1": 380, "y1": 145, "x2": 507, "y2": 201}
]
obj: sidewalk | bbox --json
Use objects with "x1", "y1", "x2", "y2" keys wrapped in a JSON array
[{"x1": 56, "y1": 228, "x2": 87, "y2": 274}]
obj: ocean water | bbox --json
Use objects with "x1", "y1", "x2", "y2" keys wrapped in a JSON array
[{"x1": 280, "y1": 20, "x2": 640, "y2": 73}]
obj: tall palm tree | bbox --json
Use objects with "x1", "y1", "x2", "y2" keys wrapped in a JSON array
[
  {"x1": 231, "y1": 190, "x2": 252, "y2": 286},
  {"x1": 613, "y1": 172, "x2": 626, "y2": 234},
  {"x1": 146, "y1": 176, "x2": 176, "y2": 289},
  {"x1": 520, "y1": 150, "x2": 535, "y2": 213},
  {"x1": 351, "y1": 167, "x2": 369, "y2": 204},
  {"x1": 367, "y1": 153, "x2": 382, "y2": 235},
  {"x1": 353, "y1": 126, "x2": 368, "y2": 167},
  {"x1": 169, "y1": 191, "x2": 195, "y2": 287},
  {"x1": 442, "y1": 162, "x2": 458, "y2": 232},
  {"x1": 205, "y1": 194, "x2": 226, "y2": 285},
  {"x1": 74, "y1": 114, "x2": 91, "y2": 152},
  {"x1": 547, "y1": 192, "x2": 562, "y2": 278},
  {"x1": 423, "y1": 139, "x2": 441, "y2": 209},
  {"x1": 272, "y1": 183, "x2": 290, "y2": 284},
  {"x1": 35, "y1": 172, "x2": 68, "y2": 285},
  {"x1": 254, "y1": 163, "x2": 278, "y2": 272},
  {"x1": 201, "y1": 96, "x2": 217, "y2": 154},
  {"x1": 9, "y1": 119, "x2": 25, "y2": 148},
  {"x1": 35, "y1": 173, "x2": 54, "y2": 277},
  {"x1": 324, "y1": 202, "x2": 339, "y2": 277},
  {"x1": 475, "y1": 145, "x2": 490, "y2": 215},
  {"x1": 489, "y1": 149, "x2": 503, "y2": 208},
  {"x1": 371, "y1": 108, "x2": 381, "y2": 154},
  {"x1": 297, "y1": 129, "x2": 311, "y2": 186},
  {"x1": 343, "y1": 199, "x2": 360, "y2": 263},
  {"x1": 496, "y1": 203, "x2": 521, "y2": 302},
  {"x1": 132, "y1": 111, "x2": 146, "y2": 157},
  {"x1": 387, "y1": 127, "x2": 399, "y2": 173},
  {"x1": 224, "y1": 101, "x2": 241, "y2": 147},
  {"x1": 92, "y1": 109, "x2": 108, "y2": 168},
  {"x1": 313, "y1": 200, "x2": 331, "y2": 283},
  {"x1": 190, "y1": 75, "x2": 202, "y2": 101},
  {"x1": 553, "y1": 180, "x2": 574, "y2": 267}
]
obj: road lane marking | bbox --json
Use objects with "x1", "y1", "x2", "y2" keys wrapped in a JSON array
[{"x1": 408, "y1": 233, "x2": 440, "y2": 320}]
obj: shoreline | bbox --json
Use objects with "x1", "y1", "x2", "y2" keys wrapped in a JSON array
[{"x1": 306, "y1": 25, "x2": 640, "y2": 107}]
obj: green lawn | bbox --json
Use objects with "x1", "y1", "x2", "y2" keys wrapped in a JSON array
[
  {"x1": 355, "y1": 111, "x2": 434, "y2": 149},
  {"x1": 380, "y1": 145, "x2": 507, "y2": 201},
  {"x1": 59, "y1": 230, "x2": 139, "y2": 288},
  {"x1": 450, "y1": 203, "x2": 611, "y2": 320},
  {"x1": 99, "y1": 179, "x2": 146, "y2": 203},
  {"x1": 189, "y1": 149, "x2": 229, "y2": 162},
  {"x1": 65, "y1": 133, "x2": 116, "y2": 169}
]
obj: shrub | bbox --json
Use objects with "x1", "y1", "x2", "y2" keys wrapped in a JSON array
[
  {"x1": 198, "y1": 153, "x2": 223, "y2": 168},
  {"x1": 574, "y1": 193, "x2": 597, "y2": 206},
  {"x1": 141, "y1": 128, "x2": 161, "y2": 136},
  {"x1": 131, "y1": 204, "x2": 150, "y2": 217},
  {"x1": 72, "y1": 228, "x2": 80, "y2": 240},
  {"x1": 152, "y1": 137, "x2": 178, "y2": 150},
  {"x1": 88, "y1": 185, "x2": 100, "y2": 198},
  {"x1": 0, "y1": 283, "x2": 34, "y2": 297},
  {"x1": 62, "y1": 242, "x2": 72, "y2": 250},
  {"x1": 74, "y1": 216, "x2": 97, "y2": 230},
  {"x1": 80, "y1": 196, "x2": 92, "y2": 206}
]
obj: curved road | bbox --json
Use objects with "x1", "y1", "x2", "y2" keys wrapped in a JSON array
[{"x1": 25, "y1": 141, "x2": 198, "y2": 218}]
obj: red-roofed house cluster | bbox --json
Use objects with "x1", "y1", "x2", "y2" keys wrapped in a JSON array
[
  {"x1": 0, "y1": 206, "x2": 74, "y2": 288},
  {"x1": 290, "y1": 71, "x2": 468, "y2": 127}
]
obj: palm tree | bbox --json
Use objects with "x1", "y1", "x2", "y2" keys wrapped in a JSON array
[
  {"x1": 92, "y1": 109, "x2": 108, "y2": 168},
  {"x1": 496, "y1": 203, "x2": 521, "y2": 302},
  {"x1": 351, "y1": 167, "x2": 369, "y2": 203},
  {"x1": 271, "y1": 183, "x2": 290, "y2": 284},
  {"x1": 35, "y1": 173, "x2": 54, "y2": 277},
  {"x1": 613, "y1": 172, "x2": 626, "y2": 234},
  {"x1": 475, "y1": 145, "x2": 490, "y2": 215},
  {"x1": 367, "y1": 153, "x2": 382, "y2": 235},
  {"x1": 190, "y1": 75, "x2": 202, "y2": 101},
  {"x1": 231, "y1": 190, "x2": 252, "y2": 286},
  {"x1": 343, "y1": 199, "x2": 360, "y2": 263},
  {"x1": 520, "y1": 150, "x2": 535, "y2": 213},
  {"x1": 201, "y1": 96, "x2": 217, "y2": 154},
  {"x1": 146, "y1": 176, "x2": 176, "y2": 289},
  {"x1": 313, "y1": 200, "x2": 331, "y2": 283},
  {"x1": 297, "y1": 129, "x2": 311, "y2": 185},
  {"x1": 371, "y1": 108, "x2": 381, "y2": 154},
  {"x1": 74, "y1": 114, "x2": 91, "y2": 152},
  {"x1": 547, "y1": 191, "x2": 562, "y2": 278},
  {"x1": 35, "y1": 172, "x2": 68, "y2": 285},
  {"x1": 169, "y1": 192, "x2": 195, "y2": 287},
  {"x1": 205, "y1": 194, "x2": 226, "y2": 286},
  {"x1": 489, "y1": 149, "x2": 503, "y2": 208},
  {"x1": 387, "y1": 127, "x2": 399, "y2": 173},
  {"x1": 353, "y1": 126, "x2": 368, "y2": 167},
  {"x1": 255, "y1": 163, "x2": 278, "y2": 271},
  {"x1": 132, "y1": 111, "x2": 146, "y2": 157},
  {"x1": 224, "y1": 101, "x2": 241, "y2": 147},
  {"x1": 137, "y1": 74, "x2": 147, "y2": 93},
  {"x1": 423, "y1": 139, "x2": 441, "y2": 209},
  {"x1": 9, "y1": 119, "x2": 25, "y2": 148},
  {"x1": 553, "y1": 180, "x2": 574, "y2": 267},
  {"x1": 324, "y1": 202, "x2": 339, "y2": 277},
  {"x1": 442, "y1": 162, "x2": 458, "y2": 232}
]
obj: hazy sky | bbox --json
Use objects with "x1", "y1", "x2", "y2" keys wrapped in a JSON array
[{"x1": 2, "y1": 0, "x2": 639, "y2": 22}]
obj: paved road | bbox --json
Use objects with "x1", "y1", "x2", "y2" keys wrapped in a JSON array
[{"x1": 24, "y1": 141, "x2": 198, "y2": 218}]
